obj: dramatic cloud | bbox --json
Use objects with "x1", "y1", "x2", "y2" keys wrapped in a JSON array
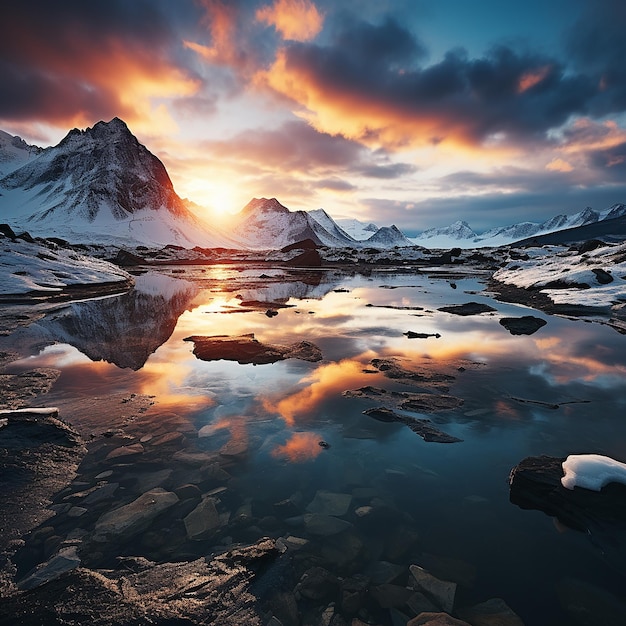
[
  {"x1": 199, "y1": 119, "x2": 415, "y2": 178},
  {"x1": 259, "y1": 16, "x2": 601, "y2": 150},
  {"x1": 0, "y1": 0, "x2": 199, "y2": 132},
  {"x1": 256, "y1": 0, "x2": 325, "y2": 41}
]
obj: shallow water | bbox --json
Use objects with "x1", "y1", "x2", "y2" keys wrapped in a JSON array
[{"x1": 3, "y1": 265, "x2": 626, "y2": 624}]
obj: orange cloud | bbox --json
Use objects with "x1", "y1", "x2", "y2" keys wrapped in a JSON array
[
  {"x1": 186, "y1": 0, "x2": 253, "y2": 73},
  {"x1": 256, "y1": 0, "x2": 324, "y2": 42},
  {"x1": 257, "y1": 48, "x2": 473, "y2": 151},
  {"x1": 545, "y1": 158, "x2": 574, "y2": 172},
  {"x1": 517, "y1": 65, "x2": 552, "y2": 93},
  {"x1": 0, "y1": 4, "x2": 199, "y2": 135},
  {"x1": 271, "y1": 431, "x2": 324, "y2": 462}
]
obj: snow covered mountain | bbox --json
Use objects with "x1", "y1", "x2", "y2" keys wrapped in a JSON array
[
  {"x1": 364, "y1": 225, "x2": 415, "y2": 247},
  {"x1": 229, "y1": 198, "x2": 359, "y2": 249},
  {"x1": 0, "y1": 119, "x2": 243, "y2": 248},
  {"x1": 411, "y1": 204, "x2": 626, "y2": 248},
  {"x1": 0, "y1": 130, "x2": 42, "y2": 177},
  {"x1": 335, "y1": 218, "x2": 380, "y2": 240}
]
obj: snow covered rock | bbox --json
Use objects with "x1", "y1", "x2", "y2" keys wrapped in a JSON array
[{"x1": 0, "y1": 234, "x2": 132, "y2": 299}]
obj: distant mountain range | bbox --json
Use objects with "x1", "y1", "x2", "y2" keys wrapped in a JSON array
[
  {"x1": 1, "y1": 118, "x2": 624, "y2": 250},
  {"x1": 409, "y1": 204, "x2": 626, "y2": 248}
]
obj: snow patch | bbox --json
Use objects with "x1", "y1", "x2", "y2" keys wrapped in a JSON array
[{"x1": 561, "y1": 454, "x2": 626, "y2": 491}]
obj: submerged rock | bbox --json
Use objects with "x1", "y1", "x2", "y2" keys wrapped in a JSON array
[
  {"x1": 364, "y1": 407, "x2": 462, "y2": 443},
  {"x1": 306, "y1": 491, "x2": 352, "y2": 516},
  {"x1": 409, "y1": 564, "x2": 457, "y2": 613},
  {"x1": 93, "y1": 488, "x2": 179, "y2": 542},
  {"x1": 407, "y1": 613, "x2": 470, "y2": 626},
  {"x1": 184, "y1": 333, "x2": 322, "y2": 365},
  {"x1": 457, "y1": 597, "x2": 524, "y2": 626},
  {"x1": 304, "y1": 513, "x2": 352, "y2": 536}
]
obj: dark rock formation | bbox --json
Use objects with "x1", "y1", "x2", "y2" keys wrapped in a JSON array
[
  {"x1": 184, "y1": 333, "x2": 322, "y2": 365},
  {"x1": 281, "y1": 238, "x2": 319, "y2": 252},
  {"x1": 438, "y1": 302, "x2": 497, "y2": 316},
  {"x1": 592, "y1": 268, "x2": 614, "y2": 284},
  {"x1": 285, "y1": 249, "x2": 322, "y2": 267},
  {"x1": 499, "y1": 316, "x2": 547, "y2": 335},
  {"x1": 364, "y1": 407, "x2": 462, "y2": 443}
]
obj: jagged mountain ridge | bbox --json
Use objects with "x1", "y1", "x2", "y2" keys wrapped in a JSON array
[
  {"x1": 0, "y1": 119, "x2": 244, "y2": 248},
  {"x1": 0, "y1": 129, "x2": 43, "y2": 177},
  {"x1": 232, "y1": 199, "x2": 415, "y2": 249},
  {"x1": 230, "y1": 198, "x2": 356, "y2": 249}
]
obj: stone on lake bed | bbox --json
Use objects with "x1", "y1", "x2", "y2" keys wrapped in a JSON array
[
  {"x1": 499, "y1": 315, "x2": 547, "y2": 335},
  {"x1": 93, "y1": 488, "x2": 179, "y2": 542},
  {"x1": 303, "y1": 513, "x2": 352, "y2": 536},
  {"x1": 184, "y1": 496, "x2": 221, "y2": 540},
  {"x1": 407, "y1": 613, "x2": 470, "y2": 626},
  {"x1": 306, "y1": 490, "x2": 352, "y2": 516},
  {"x1": 409, "y1": 564, "x2": 457, "y2": 613},
  {"x1": 105, "y1": 443, "x2": 144, "y2": 460},
  {"x1": 457, "y1": 597, "x2": 524, "y2": 626}
]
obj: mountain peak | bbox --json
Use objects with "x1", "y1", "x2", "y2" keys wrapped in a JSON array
[{"x1": 241, "y1": 197, "x2": 290, "y2": 215}]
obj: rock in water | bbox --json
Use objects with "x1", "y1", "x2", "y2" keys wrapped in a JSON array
[
  {"x1": 437, "y1": 302, "x2": 497, "y2": 316},
  {"x1": 499, "y1": 315, "x2": 547, "y2": 335},
  {"x1": 184, "y1": 333, "x2": 322, "y2": 365}
]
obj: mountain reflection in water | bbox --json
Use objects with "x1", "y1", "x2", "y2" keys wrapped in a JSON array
[{"x1": 3, "y1": 267, "x2": 626, "y2": 625}]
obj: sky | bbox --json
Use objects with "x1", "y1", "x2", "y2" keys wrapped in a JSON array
[{"x1": 2, "y1": 0, "x2": 626, "y2": 234}]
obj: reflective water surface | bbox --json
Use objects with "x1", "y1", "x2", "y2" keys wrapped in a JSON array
[{"x1": 4, "y1": 266, "x2": 626, "y2": 625}]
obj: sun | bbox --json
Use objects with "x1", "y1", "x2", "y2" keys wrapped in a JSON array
[{"x1": 181, "y1": 179, "x2": 244, "y2": 219}]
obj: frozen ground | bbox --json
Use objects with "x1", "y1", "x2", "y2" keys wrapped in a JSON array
[
  {"x1": 0, "y1": 233, "x2": 132, "y2": 298},
  {"x1": 493, "y1": 241, "x2": 626, "y2": 309}
]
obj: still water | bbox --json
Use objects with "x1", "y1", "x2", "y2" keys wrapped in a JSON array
[{"x1": 4, "y1": 266, "x2": 626, "y2": 624}]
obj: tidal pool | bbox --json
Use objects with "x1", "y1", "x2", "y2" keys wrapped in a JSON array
[{"x1": 3, "y1": 265, "x2": 626, "y2": 625}]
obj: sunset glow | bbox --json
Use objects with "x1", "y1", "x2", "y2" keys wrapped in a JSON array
[{"x1": 3, "y1": 0, "x2": 626, "y2": 231}]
